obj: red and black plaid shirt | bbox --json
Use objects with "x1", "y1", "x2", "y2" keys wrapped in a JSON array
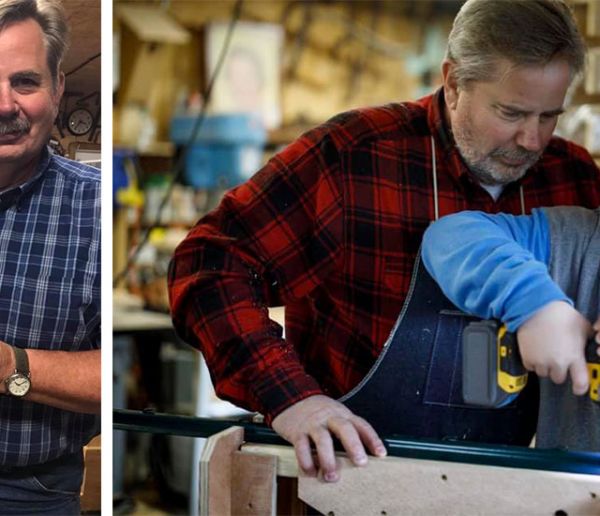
[{"x1": 169, "y1": 89, "x2": 600, "y2": 423}]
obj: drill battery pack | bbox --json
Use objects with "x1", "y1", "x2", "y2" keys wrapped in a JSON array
[{"x1": 463, "y1": 320, "x2": 600, "y2": 407}]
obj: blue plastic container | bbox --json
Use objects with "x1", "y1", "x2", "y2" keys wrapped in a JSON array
[
  {"x1": 113, "y1": 148, "x2": 137, "y2": 207},
  {"x1": 170, "y1": 114, "x2": 266, "y2": 189}
]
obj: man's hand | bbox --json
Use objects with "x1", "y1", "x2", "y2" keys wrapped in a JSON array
[
  {"x1": 271, "y1": 394, "x2": 387, "y2": 482},
  {"x1": 0, "y1": 341, "x2": 101, "y2": 414},
  {"x1": 517, "y1": 301, "x2": 592, "y2": 395}
]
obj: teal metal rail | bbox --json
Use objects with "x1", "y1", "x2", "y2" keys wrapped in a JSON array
[{"x1": 114, "y1": 409, "x2": 600, "y2": 476}]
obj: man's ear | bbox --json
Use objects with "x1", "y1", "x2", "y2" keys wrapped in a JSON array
[{"x1": 442, "y1": 60, "x2": 459, "y2": 110}]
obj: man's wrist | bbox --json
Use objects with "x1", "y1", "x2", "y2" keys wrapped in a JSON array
[{"x1": 0, "y1": 342, "x2": 15, "y2": 394}]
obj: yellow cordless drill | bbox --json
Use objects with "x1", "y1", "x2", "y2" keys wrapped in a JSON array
[{"x1": 462, "y1": 320, "x2": 599, "y2": 407}]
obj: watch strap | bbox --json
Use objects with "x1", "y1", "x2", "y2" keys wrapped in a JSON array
[{"x1": 12, "y1": 347, "x2": 29, "y2": 377}]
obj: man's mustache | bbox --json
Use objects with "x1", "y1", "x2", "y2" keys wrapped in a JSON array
[
  {"x1": 0, "y1": 117, "x2": 30, "y2": 136},
  {"x1": 490, "y1": 147, "x2": 540, "y2": 163}
]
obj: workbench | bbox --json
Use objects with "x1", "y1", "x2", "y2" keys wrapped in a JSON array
[
  {"x1": 114, "y1": 410, "x2": 600, "y2": 516},
  {"x1": 203, "y1": 429, "x2": 600, "y2": 515}
]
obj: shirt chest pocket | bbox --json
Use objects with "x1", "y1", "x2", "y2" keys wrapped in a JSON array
[{"x1": 17, "y1": 265, "x2": 92, "y2": 350}]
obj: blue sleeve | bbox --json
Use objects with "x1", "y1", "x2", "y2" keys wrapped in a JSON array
[{"x1": 421, "y1": 209, "x2": 572, "y2": 332}]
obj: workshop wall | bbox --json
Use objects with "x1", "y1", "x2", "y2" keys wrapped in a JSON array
[
  {"x1": 114, "y1": 0, "x2": 458, "y2": 145},
  {"x1": 112, "y1": 0, "x2": 461, "y2": 303},
  {"x1": 58, "y1": 0, "x2": 101, "y2": 161},
  {"x1": 167, "y1": 1, "x2": 430, "y2": 126}
]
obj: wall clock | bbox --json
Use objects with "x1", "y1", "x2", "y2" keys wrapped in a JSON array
[{"x1": 67, "y1": 107, "x2": 94, "y2": 136}]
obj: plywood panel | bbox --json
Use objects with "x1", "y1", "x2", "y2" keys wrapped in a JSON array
[
  {"x1": 298, "y1": 455, "x2": 600, "y2": 515},
  {"x1": 199, "y1": 426, "x2": 244, "y2": 515},
  {"x1": 231, "y1": 451, "x2": 277, "y2": 515}
]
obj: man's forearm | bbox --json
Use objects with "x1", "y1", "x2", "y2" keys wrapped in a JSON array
[{"x1": 0, "y1": 344, "x2": 100, "y2": 414}]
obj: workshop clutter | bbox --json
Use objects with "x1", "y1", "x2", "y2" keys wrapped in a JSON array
[{"x1": 170, "y1": 113, "x2": 266, "y2": 189}]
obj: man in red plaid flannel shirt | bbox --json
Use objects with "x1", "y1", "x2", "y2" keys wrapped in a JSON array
[{"x1": 169, "y1": 0, "x2": 600, "y2": 482}]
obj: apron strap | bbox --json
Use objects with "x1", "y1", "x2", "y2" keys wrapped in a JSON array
[{"x1": 431, "y1": 136, "x2": 439, "y2": 222}]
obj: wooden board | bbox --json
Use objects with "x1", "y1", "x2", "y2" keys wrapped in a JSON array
[
  {"x1": 199, "y1": 426, "x2": 244, "y2": 515},
  {"x1": 241, "y1": 444, "x2": 298, "y2": 478},
  {"x1": 116, "y1": 5, "x2": 190, "y2": 44},
  {"x1": 80, "y1": 434, "x2": 101, "y2": 512},
  {"x1": 231, "y1": 451, "x2": 277, "y2": 515},
  {"x1": 588, "y1": 0, "x2": 600, "y2": 37},
  {"x1": 298, "y1": 455, "x2": 600, "y2": 515}
]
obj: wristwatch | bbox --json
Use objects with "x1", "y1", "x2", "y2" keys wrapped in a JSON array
[{"x1": 5, "y1": 347, "x2": 31, "y2": 397}]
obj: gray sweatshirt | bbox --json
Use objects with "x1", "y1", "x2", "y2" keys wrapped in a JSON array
[{"x1": 538, "y1": 206, "x2": 600, "y2": 451}]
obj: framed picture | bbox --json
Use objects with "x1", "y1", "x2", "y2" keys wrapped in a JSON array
[{"x1": 206, "y1": 21, "x2": 284, "y2": 129}]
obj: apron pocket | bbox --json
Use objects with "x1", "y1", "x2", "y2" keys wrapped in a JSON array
[{"x1": 423, "y1": 310, "x2": 478, "y2": 408}]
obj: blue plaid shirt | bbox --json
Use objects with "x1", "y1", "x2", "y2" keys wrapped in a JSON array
[{"x1": 0, "y1": 148, "x2": 100, "y2": 466}]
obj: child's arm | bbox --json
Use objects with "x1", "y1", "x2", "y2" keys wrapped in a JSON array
[
  {"x1": 421, "y1": 209, "x2": 570, "y2": 330},
  {"x1": 422, "y1": 209, "x2": 590, "y2": 394}
]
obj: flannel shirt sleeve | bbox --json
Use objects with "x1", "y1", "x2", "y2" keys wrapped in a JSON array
[{"x1": 168, "y1": 127, "x2": 345, "y2": 423}]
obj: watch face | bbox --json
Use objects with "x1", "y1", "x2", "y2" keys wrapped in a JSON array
[
  {"x1": 67, "y1": 108, "x2": 94, "y2": 136},
  {"x1": 7, "y1": 373, "x2": 30, "y2": 397}
]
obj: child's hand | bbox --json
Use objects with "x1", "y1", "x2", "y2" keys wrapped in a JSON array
[{"x1": 517, "y1": 301, "x2": 592, "y2": 396}]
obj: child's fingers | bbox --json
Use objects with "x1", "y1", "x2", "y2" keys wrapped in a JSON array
[{"x1": 568, "y1": 358, "x2": 590, "y2": 396}]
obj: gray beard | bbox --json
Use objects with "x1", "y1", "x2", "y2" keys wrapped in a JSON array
[
  {"x1": 453, "y1": 131, "x2": 541, "y2": 186},
  {"x1": 461, "y1": 151, "x2": 529, "y2": 186}
]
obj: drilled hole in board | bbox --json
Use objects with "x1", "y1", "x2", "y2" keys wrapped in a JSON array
[
  {"x1": 441, "y1": 474, "x2": 448, "y2": 481},
  {"x1": 591, "y1": 493, "x2": 597, "y2": 499},
  {"x1": 554, "y1": 510, "x2": 568, "y2": 516}
]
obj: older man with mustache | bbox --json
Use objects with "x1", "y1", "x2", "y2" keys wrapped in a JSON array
[{"x1": 0, "y1": 1, "x2": 100, "y2": 514}]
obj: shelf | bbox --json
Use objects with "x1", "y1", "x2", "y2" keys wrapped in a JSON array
[
  {"x1": 114, "y1": 140, "x2": 175, "y2": 157},
  {"x1": 572, "y1": 88, "x2": 600, "y2": 104},
  {"x1": 267, "y1": 125, "x2": 313, "y2": 147}
]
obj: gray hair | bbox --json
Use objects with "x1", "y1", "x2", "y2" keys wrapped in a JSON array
[
  {"x1": 0, "y1": 0, "x2": 69, "y2": 88},
  {"x1": 446, "y1": 0, "x2": 586, "y2": 87}
]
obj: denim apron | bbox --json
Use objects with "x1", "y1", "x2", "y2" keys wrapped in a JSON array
[{"x1": 340, "y1": 137, "x2": 538, "y2": 446}]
